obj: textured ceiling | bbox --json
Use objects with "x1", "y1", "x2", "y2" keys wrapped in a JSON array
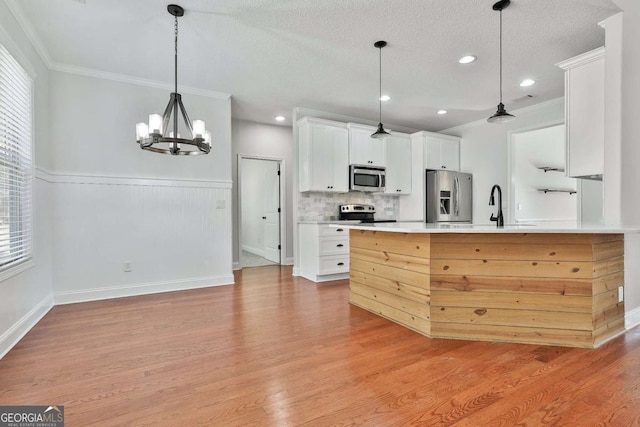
[{"x1": 9, "y1": 0, "x2": 620, "y2": 131}]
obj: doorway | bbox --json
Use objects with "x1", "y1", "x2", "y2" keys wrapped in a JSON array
[{"x1": 238, "y1": 156, "x2": 283, "y2": 268}]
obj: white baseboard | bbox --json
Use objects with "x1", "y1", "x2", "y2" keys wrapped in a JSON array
[
  {"x1": 283, "y1": 257, "x2": 294, "y2": 266},
  {"x1": 232, "y1": 261, "x2": 241, "y2": 270},
  {"x1": 292, "y1": 266, "x2": 299, "y2": 276},
  {"x1": 626, "y1": 306, "x2": 640, "y2": 330},
  {"x1": 242, "y1": 245, "x2": 264, "y2": 257},
  {"x1": 54, "y1": 275, "x2": 235, "y2": 305},
  {"x1": 0, "y1": 295, "x2": 54, "y2": 360}
]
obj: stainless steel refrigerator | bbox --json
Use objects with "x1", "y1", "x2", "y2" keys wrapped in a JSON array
[{"x1": 426, "y1": 170, "x2": 473, "y2": 223}]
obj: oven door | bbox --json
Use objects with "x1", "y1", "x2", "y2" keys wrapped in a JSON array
[{"x1": 350, "y1": 166, "x2": 386, "y2": 192}]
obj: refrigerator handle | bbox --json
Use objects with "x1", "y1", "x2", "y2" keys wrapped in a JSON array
[{"x1": 454, "y1": 175, "x2": 460, "y2": 217}]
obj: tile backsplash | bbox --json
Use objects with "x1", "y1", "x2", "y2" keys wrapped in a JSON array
[{"x1": 298, "y1": 192, "x2": 399, "y2": 221}]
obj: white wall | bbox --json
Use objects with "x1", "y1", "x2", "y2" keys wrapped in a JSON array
[
  {"x1": 612, "y1": 0, "x2": 640, "y2": 327},
  {"x1": 240, "y1": 158, "x2": 278, "y2": 256},
  {"x1": 232, "y1": 119, "x2": 293, "y2": 265},
  {"x1": 47, "y1": 71, "x2": 234, "y2": 303},
  {"x1": 0, "y1": 2, "x2": 53, "y2": 358},
  {"x1": 511, "y1": 125, "x2": 578, "y2": 222},
  {"x1": 444, "y1": 99, "x2": 565, "y2": 224}
]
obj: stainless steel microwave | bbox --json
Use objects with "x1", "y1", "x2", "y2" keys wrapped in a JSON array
[{"x1": 349, "y1": 165, "x2": 386, "y2": 192}]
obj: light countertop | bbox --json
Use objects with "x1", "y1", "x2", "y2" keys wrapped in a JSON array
[{"x1": 329, "y1": 221, "x2": 640, "y2": 234}]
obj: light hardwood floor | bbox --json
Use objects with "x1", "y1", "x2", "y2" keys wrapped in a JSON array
[{"x1": 1, "y1": 265, "x2": 640, "y2": 426}]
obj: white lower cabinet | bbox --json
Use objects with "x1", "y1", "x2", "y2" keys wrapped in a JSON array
[{"x1": 299, "y1": 223, "x2": 350, "y2": 282}]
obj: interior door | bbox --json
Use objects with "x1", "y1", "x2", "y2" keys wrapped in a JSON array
[{"x1": 263, "y1": 161, "x2": 281, "y2": 263}]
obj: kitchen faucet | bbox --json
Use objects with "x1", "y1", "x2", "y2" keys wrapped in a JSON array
[{"x1": 489, "y1": 185, "x2": 504, "y2": 227}]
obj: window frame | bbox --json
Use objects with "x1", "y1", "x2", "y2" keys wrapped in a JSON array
[{"x1": 0, "y1": 37, "x2": 36, "y2": 282}]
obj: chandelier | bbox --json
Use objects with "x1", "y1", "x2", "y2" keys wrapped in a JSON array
[{"x1": 135, "y1": 4, "x2": 211, "y2": 155}]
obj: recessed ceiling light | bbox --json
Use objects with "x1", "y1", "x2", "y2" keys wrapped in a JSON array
[
  {"x1": 437, "y1": 110, "x2": 448, "y2": 115},
  {"x1": 380, "y1": 95, "x2": 391, "y2": 102},
  {"x1": 458, "y1": 55, "x2": 477, "y2": 64},
  {"x1": 520, "y1": 79, "x2": 536, "y2": 87},
  {"x1": 274, "y1": 115, "x2": 286, "y2": 122}
]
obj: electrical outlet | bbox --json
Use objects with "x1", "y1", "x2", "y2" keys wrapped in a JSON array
[
  {"x1": 123, "y1": 262, "x2": 132, "y2": 272},
  {"x1": 216, "y1": 200, "x2": 225, "y2": 209},
  {"x1": 618, "y1": 286, "x2": 624, "y2": 303}
]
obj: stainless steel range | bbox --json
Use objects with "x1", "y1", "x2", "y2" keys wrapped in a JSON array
[{"x1": 339, "y1": 204, "x2": 397, "y2": 223}]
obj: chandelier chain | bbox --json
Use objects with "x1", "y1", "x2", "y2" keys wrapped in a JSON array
[{"x1": 174, "y1": 15, "x2": 178, "y2": 94}]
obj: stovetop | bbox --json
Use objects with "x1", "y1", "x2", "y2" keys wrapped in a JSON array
[{"x1": 338, "y1": 204, "x2": 396, "y2": 223}]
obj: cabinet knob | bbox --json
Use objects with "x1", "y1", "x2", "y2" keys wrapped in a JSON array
[
  {"x1": 337, "y1": 243, "x2": 344, "y2": 247},
  {"x1": 336, "y1": 228, "x2": 344, "y2": 232},
  {"x1": 337, "y1": 262, "x2": 345, "y2": 266},
  {"x1": 262, "y1": 216, "x2": 266, "y2": 219}
]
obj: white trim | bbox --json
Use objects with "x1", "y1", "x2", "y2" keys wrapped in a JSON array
[
  {"x1": 506, "y1": 121, "x2": 566, "y2": 224},
  {"x1": 242, "y1": 244, "x2": 265, "y2": 257},
  {"x1": 3, "y1": 0, "x2": 51, "y2": 70},
  {"x1": 35, "y1": 167, "x2": 55, "y2": 183},
  {"x1": 232, "y1": 261, "x2": 241, "y2": 271},
  {"x1": 442, "y1": 97, "x2": 565, "y2": 135},
  {"x1": 34, "y1": 171, "x2": 232, "y2": 189},
  {"x1": 283, "y1": 257, "x2": 294, "y2": 266},
  {"x1": 556, "y1": 46, "x2": 605, "y2": 70},
  {"x1": 54, "y1": 275, "x2": 235, "y2": 305},
  {"x1": 0, "y1": 258, "x2": 35, "y2": 283},
  {"x1": 292, "y1": 266, "x2": 299, "y2": 276},
  {"x1": 237, "y1": 154, "x2": 286, "y2": 265},
  {"x1": 4, "y1": 0, "x2": 231, "y2": 101},
  {"x1": 293, "y1": 107, "x2": 419, "y2": 134},
  {"x1": 626, "y1": 306, "x2": 640, "y2": 331},
  {"x1": 0, "y1": 295, "x2": 53, "y2": 360},
  {"x1": 50, "y1": 63, "x2": 231, "y2": 100}
]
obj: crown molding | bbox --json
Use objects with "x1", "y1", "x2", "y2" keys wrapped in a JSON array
[
  {"x1": 5, "y1": 0, "x2": 231, "y2": 101},
  {"x1": 49, "y1": 63, "x2": 231, "y2": 100},
  {"x1": 4, "y1": 0, "x2": 53, "y2": 68},
  {"x1": 442, "y1": 97, "x2": 565, "y2": 135}
]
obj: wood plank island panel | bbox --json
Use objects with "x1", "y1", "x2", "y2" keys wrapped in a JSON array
[
  {"x1": 348, "y1": 230, "x2": 625, "y2": 348},
  {"x1": 349, "y1": 230, "x2": 432, "y2": 337}
]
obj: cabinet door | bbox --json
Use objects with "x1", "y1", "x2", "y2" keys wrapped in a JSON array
[
  {"x1": 424, "y1": 139, "x2": 442, "y2": 170},
  {"x1": 440, "y1": 140, "x2": 460, "y2": 171},
  {"x1": 425, "y1": 137, "x2": 460, "y2": 171},
  {"x1": 385, "y1": 135, "x2": 412, "y2": 194},
  {"x1": 566, "y1": 56, "x2": 604, "y2": 177},
  {"x1": 349, "y1": 125, "x2": 386, "y2": 166},
  {"x1": 330, "y1": 127, "x2": 349, "y2": 192},
  {"x1": 310, "y1": 125, "x2": 334, "y2": 191}
]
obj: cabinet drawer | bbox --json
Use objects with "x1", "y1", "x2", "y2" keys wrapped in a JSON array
[
  {"x1": 319, "y1": 236, "x2": 349, "y2": 255},
  {"x1": 318, "y1": 255, "x2": 350, "y2": 274},
  {"x1": 319, "y1": 224, "x2": 350, "y2": 237}
]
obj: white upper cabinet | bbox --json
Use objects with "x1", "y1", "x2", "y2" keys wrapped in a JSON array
[
  {"x1": 557, "y1": 47, "x2": 605, "y2": 179},
  {"x1": 384, "y1": 132, "x2": 412, "y2": 194},
  {"x1": 413, "y1": 131, "x2": 460, "y2": 171},
  {"x1": 297, "y1": 117, "x2": 349, "y2": 193},
  {"x1": 348, "y1": 123, "x2": 386, "y2": 167}
]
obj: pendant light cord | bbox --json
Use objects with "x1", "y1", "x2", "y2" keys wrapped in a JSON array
[
  {"x1": 499, "y1": 8, "x2": 503, "y2": 104},
  {"x1": 378, "y1": 46, "x2": 382, "y2": 122}
]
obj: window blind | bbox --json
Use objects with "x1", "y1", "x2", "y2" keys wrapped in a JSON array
[{"x1": 0, "y1": 43, "x2": 33, "y2": 272}]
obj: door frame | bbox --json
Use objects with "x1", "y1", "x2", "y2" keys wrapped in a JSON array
[
  {"x1": 506, "y1": 120, "x2": 566, "y2": 224},
  {"x1": 237, "y1": 154, "x2": 286, "y2": 266}
]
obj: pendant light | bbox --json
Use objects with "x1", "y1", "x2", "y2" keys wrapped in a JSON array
[
  {"x1": 135, "y1": 4, "x2": 211, "y2": 155},
  {"x1": 487, "y1": 0, "x2": 515, "y2": 124},
  {"x1": 371, "y1": 41, "x2": 391, "y2": 139}
]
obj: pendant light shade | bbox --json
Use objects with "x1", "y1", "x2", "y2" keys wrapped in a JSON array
[
  {"x1": 135, "y1": 4, "x2": 211, "y2": 155},
  {"x1": 371, "y1": 40, "x2": 391, "y2": 139},
  {"x1": 487, "y1": 0, "x2": 515, "y2": 124}
]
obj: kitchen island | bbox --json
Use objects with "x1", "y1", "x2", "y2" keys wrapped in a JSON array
[{"x1": 335, "y1": 222, "x2": 639, "y2": 348}]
